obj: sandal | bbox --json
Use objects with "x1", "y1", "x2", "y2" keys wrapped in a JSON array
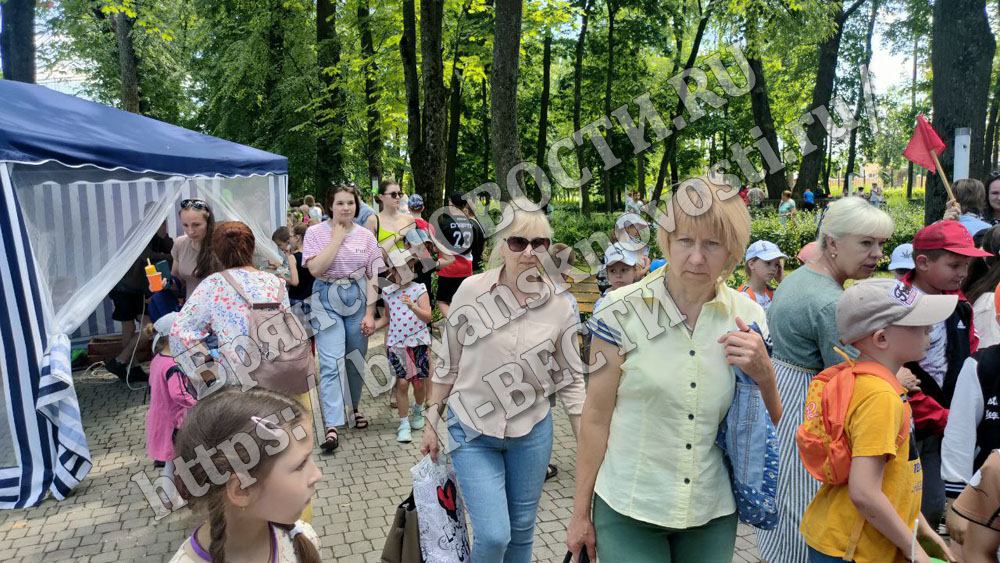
[
  {"x1": 353, "y1": 410, "x2": 369, "y2": 429},
  {"x1": 320, "y1": 427, "x2": 339, "y2": 453},
  {"x1": 546, "y1": 464, "x2": 558, "y2": 481}
]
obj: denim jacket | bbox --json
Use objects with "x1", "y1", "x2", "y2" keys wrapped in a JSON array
[{"x1": 715, "y1": 322, "x2": 780, "y2": 530}]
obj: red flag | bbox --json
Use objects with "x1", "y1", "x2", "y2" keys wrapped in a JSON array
[{"x1": 903, "y1": 115, "x2": 947, "y2": 173}]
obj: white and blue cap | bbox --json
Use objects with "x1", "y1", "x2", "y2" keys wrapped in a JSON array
[
  {"x1": 888, "y1": 243, "x2": 915, "y2": 271},
  {"x1": 745, "y1": 240, "x2": 787, "y2": 263},
  {"x1": 604, "y1": 243, "x2": 639, "y2": 267},
  {"x1": 152, "y1": 312, "x2": 178, "y2": 355}
]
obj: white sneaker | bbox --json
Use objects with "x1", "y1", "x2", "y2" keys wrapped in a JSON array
[
  {"x1": 396, "y1": 420, "x2": 412, "y2": 443},
  {"x1": 410, "y1": 404, "x2": 425, "y2": 430}
]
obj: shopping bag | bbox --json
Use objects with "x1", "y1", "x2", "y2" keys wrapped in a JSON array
[
  {"x1": 410, "y1": 455, "x2": 471, "y2": 563},
  {"x1": 381, "y1": 492, "x2": 423, "y2": 563}
]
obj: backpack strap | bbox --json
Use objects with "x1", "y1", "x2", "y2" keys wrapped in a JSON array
[
  {"x1": 218, "y1": 270, "x2": 279, "y2": 310},
  {"x1": 843, "y1": 515, "x2": 866, "y2": 560}
]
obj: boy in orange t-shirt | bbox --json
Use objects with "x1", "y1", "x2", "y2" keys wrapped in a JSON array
[{"x1": 801, "y1": 279, "x2": 957, "y2": 563}]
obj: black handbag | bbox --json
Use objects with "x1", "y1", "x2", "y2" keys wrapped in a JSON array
[
  {"x1": 381, "y1": 492, "x2": 423, "y2": 563},
  {"x1": 562, "y1": 549, "x2": 591, "y2": 563}
]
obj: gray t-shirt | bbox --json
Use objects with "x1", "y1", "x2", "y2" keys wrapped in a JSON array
[{"x1": 766, "y1": 266, "x2": 845, "y2": 371}]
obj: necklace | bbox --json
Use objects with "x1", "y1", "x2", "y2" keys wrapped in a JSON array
[{"x1": 662, "y1": 275, "x2": 696, "y2": 335}]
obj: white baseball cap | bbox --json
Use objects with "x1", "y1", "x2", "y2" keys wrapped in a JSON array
[
  {"x1": 745, "y1": 240, "x2": 787, "y2": 263},
  {"x1": 152, "y1": 312, "x2": 177, "y2": 355},
  {"x1": 605, "y1": 243, "x2": 638, "y2": 267},
  {"x1": 837, "y1": 279, "x2": 957, "y2": 345},
  {"x1": 887, "y1": 243, "x2": 915, "y2": 271}
]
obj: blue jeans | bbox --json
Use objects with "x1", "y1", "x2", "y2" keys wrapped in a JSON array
[
  {"x1": 448, "y1": 413, "x2": 553, "y2": 563},
  {"x1": 808, "y1": 546, "x2": 853, "y2": 562},
  {"x1": 312, "y1": 279, "x2": 368, "y2": 428}
]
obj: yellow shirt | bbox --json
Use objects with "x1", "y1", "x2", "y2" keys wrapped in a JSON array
[
  {"x1": 587, "y1": 267, "x2": 768, "y2": 529},
  {"x1": 801, "y1": 371, "x2": 922, "y2": 563}
]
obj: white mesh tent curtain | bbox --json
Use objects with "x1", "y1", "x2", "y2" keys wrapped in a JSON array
[{"x1": 0, "y1": 81, "x2": 289, "y2": 508}]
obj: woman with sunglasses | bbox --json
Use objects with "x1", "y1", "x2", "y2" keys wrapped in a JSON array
[
  {"x1": 419, "y1": 200, "x2": 585, "y2": 563},
  {"x1": 375, "y1": 179, "x2": 416, "y2": 252},
  {"x1": 303, "y1": 182, "x2": 384, "y2": 450},
  {"x1": 171, "y1": 199, "x2": 218, "y2": 300}
]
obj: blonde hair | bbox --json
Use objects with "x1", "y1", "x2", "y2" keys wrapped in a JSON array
[
  {"x1": 487, "y1": 199, "x2": 554, "y2": 270},
  {"x1": 817, "y1": 196, "x2": 894, "y2": 250},
  {"x1": 655, "y1": 176, "x2": 751, "y2": 281},
  {"x1": 144, "y1": 322, "x2": 170, "y2": 356},
  {"x1": 955, "y1": 178, "x2": 986, "y2": 215}
]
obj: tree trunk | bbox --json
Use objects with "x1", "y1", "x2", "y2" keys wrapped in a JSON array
[
  {"x1": 795, "y1": 0, "x2": 867, "y2": 194},
  {"x1": 928, "y1": 0, "x2": 996, "y2": 223},
  {"x1": 747, "y1": 54, "x2": 789, "y2": 198},
  {"x1": 491, "y1": 0, "x2": 524, "y2": 202},
  {"x1": 984, "y1": 71, "x2": 1000, "y2": 176},
  {"x1": 113, "y1": 14, "x2": 140, "y2": 113},
  {"x1": 0, "y1": 0, "x2": 35, "y2": 83},
  {"x1": 535, "y1": 32, "x2": 552, "y2": 199},
  {"x1": 317, "y1": 0, "x2": 344, "y2": 191},
  {"x1": 637, "y1": 152, "x2": 646, "y2": 199},
  {"x1": 573, "y1": 0, "x2": 593, "y2": 215},
  {"x1": 603, "y1": 1, "x2": 618, "y2": 212},
  {"x1": 359, "y1": 0, "x2": 383, "y2": 184},
  {"x1": 420, "y1": 0, "x2": 448, "y2": 211},
  {"x1": 651, "y1": 7, "x2": 711, "y2": 203},
  {"x1": 445, "y1": 59, "x2": 463, "y2": 195},
  {"x1": 845, "y1": 0, "x2": 878, "y2": 196},
  {"x1": 482, "y1": 77, "x2": 490, "y2": 180}
]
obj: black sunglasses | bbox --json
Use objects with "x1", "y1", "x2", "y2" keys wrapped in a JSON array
[
  {"x1": 383, "y1": 191, "x2": 402, "y2": 198},
  {"x1": 180, "y1": 199, "x2": 209, "y2": 211},
  {"x1": 507, "y1": 236, "x2": 551, "y2": 252}
]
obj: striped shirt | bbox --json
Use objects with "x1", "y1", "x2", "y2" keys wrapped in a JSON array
[{"x1": 301, "y1": 222, "x2": 384, "y2": 280}]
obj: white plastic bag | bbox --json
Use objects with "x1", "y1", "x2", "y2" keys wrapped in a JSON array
[{"x1": 410, "y1": 455, "x2": 471, "y2": 563}]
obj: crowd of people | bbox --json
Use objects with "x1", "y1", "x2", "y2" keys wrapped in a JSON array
[{"x1": 95, "y1": 172, "x2": 1000, "y2": 562}]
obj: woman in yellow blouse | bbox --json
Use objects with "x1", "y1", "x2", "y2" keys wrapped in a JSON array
[{"x1": 567, "y1": 177, "x2": 782, "y2": 562}]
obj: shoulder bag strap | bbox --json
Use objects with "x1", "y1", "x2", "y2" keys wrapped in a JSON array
[{"x1": 218, "y1": 269, "x2": 277, "y2": 309}]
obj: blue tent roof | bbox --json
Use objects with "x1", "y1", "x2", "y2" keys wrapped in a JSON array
[{"x1": 0, "y1": 81, "x2": 287, "y2": 177}]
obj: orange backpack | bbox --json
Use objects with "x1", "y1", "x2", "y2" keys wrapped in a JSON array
[{"x1": 796, "y1": 354, "x2": 912, "y2": 485}]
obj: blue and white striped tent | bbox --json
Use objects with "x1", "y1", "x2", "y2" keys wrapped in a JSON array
[{"x1": 0, "y1": 81, "x2": 289, "y2": 507}]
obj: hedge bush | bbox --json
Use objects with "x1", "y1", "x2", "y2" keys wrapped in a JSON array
[{"x1": 549, "y1": 201, "x2": 924, "y2": 272}]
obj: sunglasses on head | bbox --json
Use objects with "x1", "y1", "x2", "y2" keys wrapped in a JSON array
[
  {"x1": 506, "y1": 236, "x2": 551, "y2": 252},
  {"x1": 180, "y1": 199, "x2": 208, "y2": 211}
]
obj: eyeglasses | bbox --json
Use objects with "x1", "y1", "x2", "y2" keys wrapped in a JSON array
[
  {"x1": 506, "y1": 236, "x2": 551, "y2": 252},
  {"x1": 180, "y1": 199, "x2": 208, "y2": 210},
  {"x1": 384, "y1": 192, "x2": 402, "y2": 198}
]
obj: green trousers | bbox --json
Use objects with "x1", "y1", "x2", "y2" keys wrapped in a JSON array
[{"x1": 592, "y1": 495, "x2": 738, "y2": 562}]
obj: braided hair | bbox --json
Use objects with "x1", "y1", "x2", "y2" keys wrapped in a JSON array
[{"x1": 173, "y1": 387, "x2": 321, "y2": 563}]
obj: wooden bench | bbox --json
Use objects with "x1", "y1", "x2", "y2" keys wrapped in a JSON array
[{"x1": 567, "y1": 271, "x2": 602, "y2": 318}]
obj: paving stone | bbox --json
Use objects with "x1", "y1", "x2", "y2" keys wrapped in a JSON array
[{"x1": 0, "y1": 339, "x2": 764, "y2": 562}]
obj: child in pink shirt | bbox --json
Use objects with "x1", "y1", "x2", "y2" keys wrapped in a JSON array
[{"x1": 145, "y1": 313, "x2": 197, "y2": 503}]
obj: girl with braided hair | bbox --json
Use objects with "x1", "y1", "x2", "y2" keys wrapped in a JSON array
[{"x1": 168, "y1": 387, "x2": 322, "y2": 562}]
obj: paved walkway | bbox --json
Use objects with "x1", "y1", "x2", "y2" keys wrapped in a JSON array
[{"x1": 0, "y1": 335, "x2": 762, "y2": 562}]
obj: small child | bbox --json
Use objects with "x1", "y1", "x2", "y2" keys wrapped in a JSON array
[
  {"x1": 614, "y1": 213, "x2": 652, "y2": 275},
  {"x1": 549, "y1": 243, "x2": 580, "y2": 318},
  {"x1": 594, "y1": 243, "x2": 641, "y2": 313},
  {"x1": 266, "y1": 226, "x2": 298, "y2": 287},
  {"x1": 800, "y1": 279, "x2": 957, "y2": 563},
  {"x1": 169, "y1": 387, "x2": 322, "y2": 562},
  {"x1": 376, "y1": 249, "x2": 433, "y2": 443},
  {"x1": 145, "y1": 313, "x2": 196, "y2": 506},
  {"x1": 903, "y1": 220, "x2": 992, "y2": 528},
  {"x1": 288, "y1": 223, "x2": 315, "y2": 307},
  {"x1": 737, "y1": 240, "x2": 787, "y2": 310},
  {"x1": 888, "y1": 243, "x2": 915, "y2": 280}
]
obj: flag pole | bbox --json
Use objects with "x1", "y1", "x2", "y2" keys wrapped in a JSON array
[{"x1": 929, "y1": 150, "x2": 955, "y2": 202}]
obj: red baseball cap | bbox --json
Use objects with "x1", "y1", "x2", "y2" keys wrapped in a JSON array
[{"x1": 912, "y1": 221, "x2": 992, "y2": 257}]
